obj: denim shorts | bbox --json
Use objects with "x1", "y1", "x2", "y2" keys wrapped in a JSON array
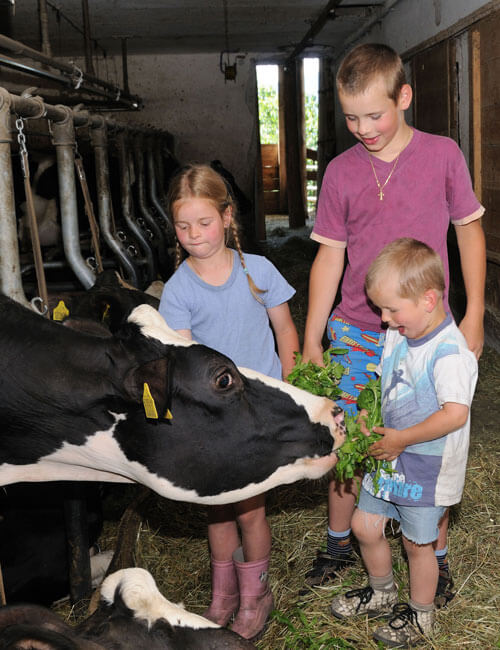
[{"x1": 357, "y1": 486, "x2": 447, "y2": 545}]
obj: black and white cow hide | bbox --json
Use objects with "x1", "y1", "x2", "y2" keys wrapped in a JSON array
[
  {"x1": 0, "y1": 293, "x2": 344, "y2": 505},
  {"x1": 0, "y1": 568, "x2": 256, "y2": 649}
]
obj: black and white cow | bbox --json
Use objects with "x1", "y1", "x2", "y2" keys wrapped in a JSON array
[
  {"x1": 0, "y1": 294, "x2": 344, "y2": 504},
  {"x1": 0, "y1": 568, "x2": 257, "y2": 649}
]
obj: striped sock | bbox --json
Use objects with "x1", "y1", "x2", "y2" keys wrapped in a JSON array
[
  {"x1": 327, "y1": 527, "x2": 352, "y2": 558},
  {"x1": 435, "y1": 546, "x2": 448, "y2": 571}
]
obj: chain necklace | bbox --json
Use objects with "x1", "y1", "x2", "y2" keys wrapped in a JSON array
[{"x1": 368, "y1": 152, "x2": 401, "y2": 201}]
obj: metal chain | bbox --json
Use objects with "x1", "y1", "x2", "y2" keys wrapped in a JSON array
[
  {"x1": 70, "y1": 60, "x2": 84, "y2": 89},
  {"x1": 15, "y1": 117, "x2": 28, "y2": 176}
]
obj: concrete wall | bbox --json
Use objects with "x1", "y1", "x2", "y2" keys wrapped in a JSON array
[
  {"x1": 338, "y1": 0, "x2": 492, "y2": 58},
  {"x1": 119, "y1": 52, "x2": 260, "y2": 201}
]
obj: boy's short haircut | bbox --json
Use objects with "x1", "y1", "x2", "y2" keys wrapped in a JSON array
[
  {"x1": 365, "y1": 238, "x2": 445, "y2": 301},
  {"x1": 336, "y1": 43, "x2": 407, "y2": 102}
]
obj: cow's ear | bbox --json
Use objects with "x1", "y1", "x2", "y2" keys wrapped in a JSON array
[{"x1": 124, "y1": 357, "x2": 174, "y2": 421}]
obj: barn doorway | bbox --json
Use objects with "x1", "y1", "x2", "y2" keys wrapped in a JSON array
[{"x1": 256, "y1": 59, "x2": 319, "y2": 237}]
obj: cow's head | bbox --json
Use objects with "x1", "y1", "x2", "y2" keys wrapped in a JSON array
[
  {"x1": 0, "y1": 295, "x2": 343, "y2": 506},
  {"x1": 105, "y1": 305, "x2": 345, "y2": 504}
]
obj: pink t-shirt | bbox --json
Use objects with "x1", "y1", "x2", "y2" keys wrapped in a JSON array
[{"x1": 312, "y1": 128, "x2": 484, "y2": 332}]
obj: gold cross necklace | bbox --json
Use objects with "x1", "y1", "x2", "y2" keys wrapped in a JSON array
[
  {"x1": 368, "y1": 151, "x2": 401, "y2": 201},
  {"x1": 367, "y1": 130, "x2": 413, "y2": 201}
]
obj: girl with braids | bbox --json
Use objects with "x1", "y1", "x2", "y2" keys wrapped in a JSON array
[{"x1": 158, "y1": 163, "x2": 299, "y2": 640}]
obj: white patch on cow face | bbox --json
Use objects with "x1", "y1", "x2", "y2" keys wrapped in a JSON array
[
  {"x1": 128, "y1": 305, "x2": 196, "y2": 347},
  {"x1": 101, "y1": 568, "x2": 219, "y2": 630}
]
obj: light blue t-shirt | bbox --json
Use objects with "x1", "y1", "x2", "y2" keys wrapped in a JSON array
[
  {"x1": 158, "y1": 249, "x2": 295, "y2": 379},
  {"x1": 362, "y1": 314, "x2": 478, "y2": 507}
]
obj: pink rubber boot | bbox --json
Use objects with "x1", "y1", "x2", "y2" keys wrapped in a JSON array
[
  {"x1": 203, "y1": 557, "x2": 239, "y2": 626},
  {"x1": 230, "y1": 547, "x2": 274, "y2": 640}
]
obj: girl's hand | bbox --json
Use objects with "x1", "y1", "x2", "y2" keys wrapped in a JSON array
[
  {"x1": 358, "y1": 409, "x2": 370, "y2": 436},
  {"x1": 368, "y1": 426, "x2": 404, "y2": 461}
]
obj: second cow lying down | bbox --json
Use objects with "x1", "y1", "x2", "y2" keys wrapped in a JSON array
[{"x1": 0, "y1": 568, "x2": 257, "y2": 649}]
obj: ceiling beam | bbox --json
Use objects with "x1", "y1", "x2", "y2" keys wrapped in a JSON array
[{"x1": 285, "y1": 0, "x2": 344, "y2": 63}]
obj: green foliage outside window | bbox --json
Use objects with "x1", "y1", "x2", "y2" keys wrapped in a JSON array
[
  {"x1": 258, "y1": 86, "x2": 318, "y2": 212},
  {"x1": 258, "y1": 86, "x2": 318, "y2": 149}
]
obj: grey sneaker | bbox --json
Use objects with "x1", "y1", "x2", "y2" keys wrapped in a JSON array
[
  {"x1": 373, "y1": 603, "x2": 435, "y2": 647},
  {"x1": 330, "y1": 584, "x2": 398, "y2": 619}
]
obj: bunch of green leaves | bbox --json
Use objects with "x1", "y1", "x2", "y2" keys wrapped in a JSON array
[
  {"x1": 335, "y1": 378, "x2": 392, "y2": 492},
  {"x1": 286, "y1": 348, "x2": 347, "y2": 399}
]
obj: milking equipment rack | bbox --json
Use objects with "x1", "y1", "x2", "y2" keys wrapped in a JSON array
[{"x1": 0, "y1": 86, "x2": 175, "y2": 313}]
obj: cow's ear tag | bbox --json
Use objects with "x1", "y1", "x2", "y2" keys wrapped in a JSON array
[
  {"x1": 142, "y1": 383, "x2": 158, "y2": 419},
  {"x1": 53, "y1": 300, "x2": 70, "y2": 321},
  {"x1": 165, "y1": 409, "x2": 173, "y2": 420},
  {"x1": 102, "y1": 303, "x2": 110, "y2": 322}
]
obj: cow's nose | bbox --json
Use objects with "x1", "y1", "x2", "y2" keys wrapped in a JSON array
[{"x1": 332, "y1": 405, "x2": 346, "y2": 443}]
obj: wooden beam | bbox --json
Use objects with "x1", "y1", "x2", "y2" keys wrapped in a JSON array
[
  {"x1": 471, "y1": 29, "x2": 482, "y2": 202},
  {"x1": 278, "y1": 66, "x2": 288, "y2": 214},
  {"x1": 283, "y1": 59, "x2": 307, "y2": 228},
  {"x1": 285, "y1": 0, "x2": 343, "y2": 64}
]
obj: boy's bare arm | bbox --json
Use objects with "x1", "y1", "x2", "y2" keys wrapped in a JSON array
[
  {"x1": 368, "y1": 402, "x2": 469, "y2": 461},
  {"x1": 454, "y1": 219, "x2": 486, "y2": 359},
  {"x1": 302, "y1": 244, "x2": 345, "y2": 365}
]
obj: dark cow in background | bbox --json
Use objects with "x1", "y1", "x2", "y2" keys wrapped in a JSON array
[
  {"x1": 0, "y1": 568, "x2": 256, "y2": 649},
  {"x1": 0, "y1": 481, "x2": 105, "y2": 607}
]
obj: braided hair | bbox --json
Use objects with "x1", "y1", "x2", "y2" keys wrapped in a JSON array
[{"x1": 167, "y1": 163, "x2": 265, "y2": 302}]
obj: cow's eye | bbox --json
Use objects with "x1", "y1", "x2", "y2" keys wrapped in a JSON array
[{"x1": 215, "y1": 371, "x2": 233, "y2": 390}]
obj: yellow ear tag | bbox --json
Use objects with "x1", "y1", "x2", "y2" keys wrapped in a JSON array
[
  {"x1": 142, "y1": 383, "x2": 158, "y2": 419},
  {"x1": 165, "y1": 409, "x2": 173, "y2": 420},
  {"x1": 53, "y1": 300, "x2": 70, "y2": 321},
  {"x1": 102, "y1": 303, "x2": 110, "y2": 321}
]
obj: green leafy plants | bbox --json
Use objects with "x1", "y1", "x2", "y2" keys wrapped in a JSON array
[
  {"x1": 335, "y1": 378, "x2": 392, "y2": 492},
  {"x1": 286, "y1": 348, "x2": 348, "y2": 399}
]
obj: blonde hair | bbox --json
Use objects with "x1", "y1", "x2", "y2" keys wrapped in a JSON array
[
  {"x1": 167, "y1": 163, "x2": 265, "y2": 302},
  {"x1": 336, "y1": 43, "x2": 407, "y2": 103},
  {"x1": 365, "y1": 238, "x2": 445, "y2": 301}
]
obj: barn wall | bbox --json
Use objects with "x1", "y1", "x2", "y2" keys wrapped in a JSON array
[{"x1": 118, "y1": 52, "x2": 259, "y2": 203}]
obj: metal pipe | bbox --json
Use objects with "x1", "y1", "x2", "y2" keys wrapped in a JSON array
[
  {"x1": 147, "y1": 137, "x2": 172, "y2": 237},
  {"x1": 285, "y1": 0, "x2": 343, "y2": 64},
  {"x1": 333, "y1": 0, "x2": 403, "y2": 63},
  {"x1": 0, "y1": 52, "x2": 139, "y2": 109},
  {"x1": 81, "y1": 0, "x2": 95, "y2": 76},
  {"x1": 155, "y1": 139, "x2": 170, "y2": 208},
  {"x1": 51, "y1": 106, "x2": 95, "y2": 289},
  {"x1": 3, "y1": 89, "x2": 169, "y2": 136},
  {"x1": 133, "y1": 134, "x2": 170, "y2": 276},
  {"x1": 0, "y1": 33, "x2": 141, "y2": 106},
  {"x1": 38, "y1": 0, "x2": 53, "y2": 58},
  {"x1": 0, "y1": 88, "x2": 30, "y2": 307},
  {"x1": 115, "y1": 130, "x2": 155, "y2": 285},
  {"x1": 121, "y1": 37, "x2": 130, "y2": 95},
  {"x1": 22, "y1": 257, "x2": 116, "y2": 276},
  {"x1": 90, "y1": 120, "x2": 139, "y2": 287}
]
